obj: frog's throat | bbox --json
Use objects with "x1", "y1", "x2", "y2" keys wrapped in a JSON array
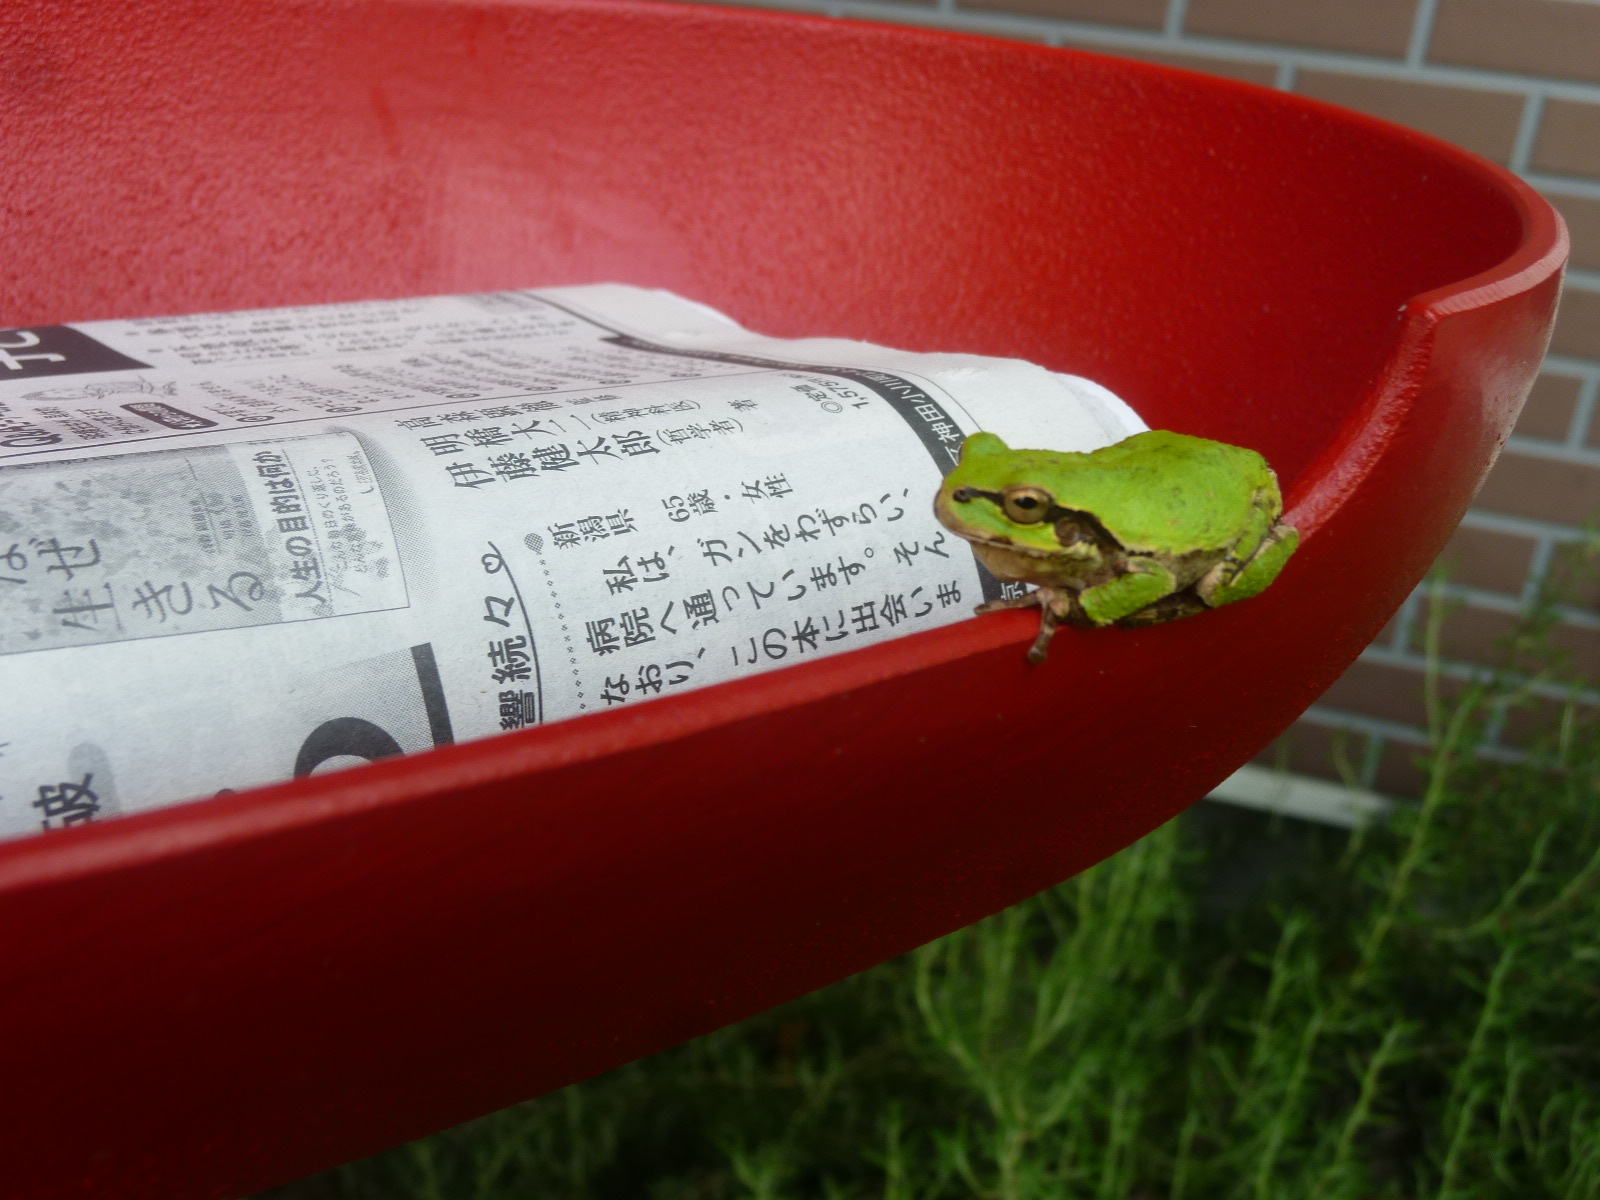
[
  {"x1": 960, "y1": 530, "x2": 1106, "y2": 562},
  {"x1": 960, "y1": 532, "x2": 1064, "y2": 558},
  {"x1": 967, "y1": 538, "x2": 1100, "y2": 588}
]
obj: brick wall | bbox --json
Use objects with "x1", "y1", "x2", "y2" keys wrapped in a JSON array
[{"x1": 691, "y1": 0, "x2": 1600, "y2": 795}]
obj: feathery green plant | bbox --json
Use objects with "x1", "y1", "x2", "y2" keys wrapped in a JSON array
[{"x1": 269, "y1": 567, "x2": 1600, "y2": 1200}]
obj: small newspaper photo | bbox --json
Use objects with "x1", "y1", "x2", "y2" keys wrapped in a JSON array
[{"x1": 0, "y1": 285, "x2": 1145, "y2": 840}]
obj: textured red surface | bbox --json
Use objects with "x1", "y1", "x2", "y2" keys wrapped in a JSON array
[{"x1": 0, "y1": 1, "x2": 1567, "y2": 1195}]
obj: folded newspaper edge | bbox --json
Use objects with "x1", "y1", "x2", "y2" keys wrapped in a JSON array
[{"x1": 0, "y1": 285, "x2": 1146, "y2": 840}]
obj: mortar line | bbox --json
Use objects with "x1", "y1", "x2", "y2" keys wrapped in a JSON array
[
  {"x1": 1427, "y1": 578, "x2": 1600, "y2": 627},
  {"x1": 1359, "y1": 641, "x2": 1576, "y2": 691},
  {"x1": 1457, "y1": 508, "x2": 1597, "y2": 544},
  {"x1": 1571, "y1": 375, "x2": 1600, "y2": 450},
  {"x1": 1362, "y1": 618, "x2": 1600, "y2": 703},
  {"x1": 814, "y1": 3, "x2": 1600, "y2": 104},
  {"x1": 1543, "y1": 354, "x2": 1600, "y2": 377},
  {"x1": 1300, "y1": 707, "x2": 1534, "y2": 766},
  {"x1": 1525, "y1": 175, "x2": 1600, "y2": 202},
  {"x1": 1511, "y1": 92, "x2": 1547, "y2": 175},
  {"x1": 1340, "y1": 647, "x2": 1600, "y2": 732},
  {"x1": 1549, "y1": 599, "x2": 1600, "y2": 633},
  {"x1": 1359, "y1": 731, "x2": 1386, "y2": 788},
  {"x1": 1329, "y1": 722, "x2": 1372, "y2": 788},
  {"x1": 1300, "y1": 706, "x2": 1433, "y2": 748},
  {"x1": 1164, "y1": 0, "x2": 1187, "y2": 39},
  {"x1": 1406, "y1": 0, "x2": 1439, "y2": 67},
  {"x1": 1525, "y1": 535, "x2": 1559, "y2": 606},
  {"x1": 1499, "y1": 433, "x2": 1600, "y2": 466},
  {"x1": 1387, "y1": 588, "x2": 1422, "y2": 655},
  {"x1": 1275, "y1": 61, "x2": 1297, "y2": 91},
  {"x1": 1483, "y1": 696, "x2": 1511, "y2": 743}
]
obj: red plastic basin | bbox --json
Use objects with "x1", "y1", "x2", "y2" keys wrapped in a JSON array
[{"x1": 0, "y1": 1, "x2": 1566, "y2": 1196}]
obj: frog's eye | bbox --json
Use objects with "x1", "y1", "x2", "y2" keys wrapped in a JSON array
[{"x1": 1001, "y1": 485, "x2": 1053, "y2": 525}]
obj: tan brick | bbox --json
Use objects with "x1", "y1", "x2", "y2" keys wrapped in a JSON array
[
  {"x1": 1552, "y1": 287, "x2": 1600, "y2": 362},
  {"x1": 1475, "y1": 450, "x2": 1600, "y2": 525},
  {"x1": 1372, "y1": 736, "x2": 1431, "y2": 797},
  {"x1": 957, "y1": 0, "x2": 1164, "y2": 25},
  {"x1": 1550, "y1": 621, "x2": 1600, "y2": 677},
  {"x1": 1417, "y1": 600, "x2": 1600, "y2": 677},
  {"x1": 1079, "y1": 44, "x2": 1280, "y2": 86},
  {"x1": 1516, "y1": 373, "x2": 1581, "y2": 441},
  {"x1": 1294, "y1": 70, "x2": 1524, "y2": 164},
  {"x1": 1436, "y1": 526, "x2": 1539, "y2": 594},
  {"x1": 1499, "y1": 691, "x2": 1597, "y2": 748},
  {"x1": 1252, "y1": 720, "x2": 1371, "y2": 785},
  {"x1": 1531, "y1": 100, "x2": 1600, "y2": 181},
  {"x1": 1186, "y1": 0, "x2": 1418, "y2": 56},
  {"x1": 1319, "y1": 658, "x2": 1435, "y2": 728},
  {"x1": 1546, "y1": 539, "x2": 1600, "y2": 608},
  {"x1": 928, "y1": 19, "x2": 1050, "y2": 40},
  {"x1": 1583, "y1": 389, "x2": 1600, "y2": 450},
  {"x1": 1417, "y1": 599, "x2": 1523, "y2": 668},
  {"x1": 1429, "y1": 0, "x2": 1600, "y2": 86},
  {"x1": 1374, "y1": 608, "x2": 1406, "y2": 650},
  {"x1": 1546, "y1": 193, "x2": 1600, "y2": 274}
]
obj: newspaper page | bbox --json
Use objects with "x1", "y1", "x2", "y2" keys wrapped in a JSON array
[{"x1": 0, "y1": 285, "x2": 1145, "y2": 840}]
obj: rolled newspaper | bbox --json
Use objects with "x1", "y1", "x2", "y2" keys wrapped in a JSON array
[{"x1": 0, "y1": 286, "x2": 1144, "y2": 839}]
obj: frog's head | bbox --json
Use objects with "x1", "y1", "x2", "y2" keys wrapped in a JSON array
[{"x1": 935, "y1": 433, "x2": 1116, "y2": 576}]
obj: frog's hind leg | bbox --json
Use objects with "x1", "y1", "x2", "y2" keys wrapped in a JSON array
[{"x1": 1197, "y1": 522, "x2": 1300, "y2": 610}]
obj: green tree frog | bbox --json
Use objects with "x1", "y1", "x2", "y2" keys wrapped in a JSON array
[{"x1": 934, "y1": 430, "x2": 1299, "y2": 663}]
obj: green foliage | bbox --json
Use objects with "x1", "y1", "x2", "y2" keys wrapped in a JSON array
[{"x1": 270, "y1": 580, "x2": 1600, "y2": 1200}]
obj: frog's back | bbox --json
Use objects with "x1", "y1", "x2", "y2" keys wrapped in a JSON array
[{"x1": 1039, "y1": 430, "x2": 1274, "y2": 553}]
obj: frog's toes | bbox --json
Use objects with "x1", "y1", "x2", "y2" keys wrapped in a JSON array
[
  {"x1": 1115, "y1": 589, "x2": 1208, "y2": 626},
  {"x1": 972, "y1": 587, "x2": 1076, "y2": 663},
  {"x1": 975, "y1": 588, "x2": 1046, "y2": 616},
  {"x1": 1198, "y1": 524, "x2": 1299, "y2": 609},
  {"x1": 1026, "y1": 603, "x2": 1066, "y2": 664}
]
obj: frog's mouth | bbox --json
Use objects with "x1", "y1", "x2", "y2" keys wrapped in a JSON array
[{"x1": 937, "y1": 488, "x2": 1120, "y2": 560}]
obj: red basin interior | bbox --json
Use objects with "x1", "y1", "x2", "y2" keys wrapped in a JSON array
[
  {"x1": 5, "y1": 0, "x2": 1529, "y2": 485},
  {"x1": 0, "y1": 2, "x2": 1565, "y2": 1197}
]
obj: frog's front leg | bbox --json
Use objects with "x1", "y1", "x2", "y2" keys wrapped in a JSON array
[
  {"x1": 1078, "y1": 559, "x2": 1177, "y2": 626},
  {"x1": 975, "y1": 587, "x2": 1078, "y2": 664}
]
